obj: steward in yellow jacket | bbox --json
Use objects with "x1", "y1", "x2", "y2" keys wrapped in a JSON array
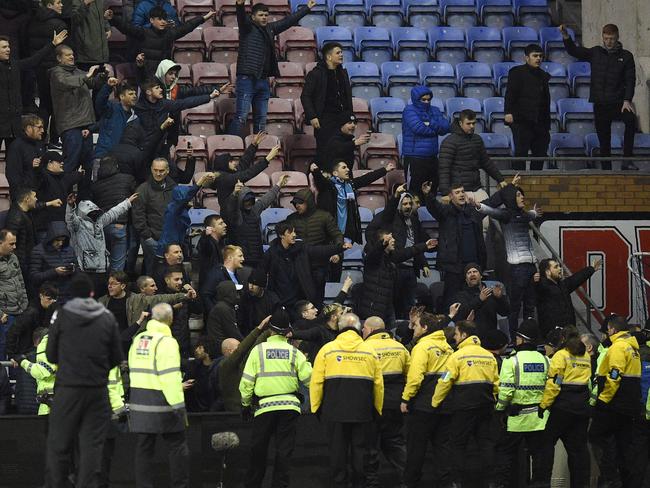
[{"x1": 19, "y1": 328, "x2": 56, "y2": 415}]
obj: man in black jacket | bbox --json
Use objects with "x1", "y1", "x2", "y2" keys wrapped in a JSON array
[
  {"x1": 6, "y1": 115, "x2": 46, "y2": 199},
  {"x1": 199, "y1": 244, "x2": 246, "y2": 315},
  {"x1": 29, "y1": 222, "x2": 76, "y2": 303},
  {"x1": 207, "y1": 280, "x2": 242, "y2": 348},
  {"x1": 504, "y1": 44, "x2": 550, "y2": 171},
  {"x1": 197, "y1": 213, "x2": 227, "y2": 293},
  {"x1": 239, "y1": 267, "x2": 280, "y2": 334},
  {"x1": 561, "y1": 23, "x2": 637, "y2": 170},
  {"x1": 535, "y1": 257, "x2": 600, "y2": 337},
  {"x1": 323, "y1": 113, "x2": 371, "y2": 172},
  {"x1": 45, "y1": 273, "x2": 123, "y2": 488},
  {"x1": 162, "y1": 264, "x2": 200, "y2": 358},
  {"x1": 301, "y1": 42, "x2": 353, "y2": 166},
  {"x1": 228, "y1": 0, "x2": 316, "y2": 135}
]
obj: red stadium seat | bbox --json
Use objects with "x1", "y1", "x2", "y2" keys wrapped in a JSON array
[
  {"x1": 354, "y1": 169, "x2": 386, "y2": 193},
  {"x1": 265, "y1": 98, "x2": 296, "y2": 137},
  {"x1": 172, "y1": 29, "x2": 205, "y2": 65},
  {"x1": 177, "y1": 0, "x2": 215, "y2": 21},
  {"x1": 176, "y1": 135, "x2": 209, "y2": 163},
  {"x1": 192, "y1": 62, "x2": 230, "y2": 86},
  {"x1": 262, "y1": 0, "x2": 291, "y2": 21},
  {"x1": 285, "y1": 134, "x2": 316, "y2": 172},
  {"x1": 245, "y1": 172, "x2": 272, "y2": 194},
  {"x1": 278, "y1": 27, "x2": 317, "y2": 64},
  {"x1": 207, "y1": 134, "x2": 245, "y2": 162},
  {"x1": 352, "y1": 97, "x2": 372, "y2": 134},
  {"x1": 244, "y1": 134, "x2": 285, "y2": 175},
  {"x1": 115, "y1": 63, "x2": 137, "y2": 84},
  {"x1": 273, "y1": 62, "x2": 304, "y2": 100},
  {"x1": 292, "y1": 98, "x2": 308, "y2": 134},
  {"x1": 362, "y1": 133, "x2": 399, "y2": 169},
  {"x1": 215, "y1": 0, "x2": 241, "y2": 26},
  {"x1": 203, "y1": 26, "x2": 240, "y2": 64},
  {"x1": 108, "y1": 27, "x2": 128, "y2": 62},
  {"x1": 356, "y1": 193, "x2": 386, "y2": 212},
  {"x1": 181, "y1": 103, "x2": 218, "y2": 136}
]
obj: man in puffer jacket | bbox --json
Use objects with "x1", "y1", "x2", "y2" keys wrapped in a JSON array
[
  {"x1": 65, "y1": 192, "x2": 137, "y2": 295},
  {"x1": 29, "y1": 222, "x2": 77, "y2": 302},
  {"x1": 206, "y1": 280, "x2": 242, "y2": 348},
  {"x1": 401, "y1": 86, "x2": 450, "y2": 197},
  {"x1": 223, "y1": 176, "x2": 286, "y2": 269}
]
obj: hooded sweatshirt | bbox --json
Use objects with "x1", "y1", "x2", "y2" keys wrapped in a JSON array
[
  {"x1": 29, "y1": 221, "x2": 77, "y2": 302},
  {"x1": 286, "y1": 188, "x2": 343, "y2": 256},
  {"x1": 401, "y1": 85, "x2": 450, "y2": 158},
  {"x1": 46, "y1": 297, "x2": 123, "y2": 387},
  {"x1": 207, "y1": 281, "x2": 243, "y2": 347},
  {"x1": 210, "y1": 144, "x2": 269, "y2": 208},
  {"x1": 156, "y1": 59, "x2": 180, "y2": 97}
]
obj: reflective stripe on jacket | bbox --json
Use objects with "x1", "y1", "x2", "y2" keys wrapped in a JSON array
[
  {"x1": 21, "y1": 334, "x2": 57, "y2": 415},
  {"x1": 597, "y1": 331, "x2": 641, "y2": 416},
  {"x1": 365, "y1": 330, "x2": 410, "y2": 411},
  {"x1": 539, "y1": 347, "x2": 591, "y2": 415}
]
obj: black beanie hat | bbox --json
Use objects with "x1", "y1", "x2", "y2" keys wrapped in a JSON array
[{"x1": 248, "y1": 267, "x2": 268, "y2": 288}]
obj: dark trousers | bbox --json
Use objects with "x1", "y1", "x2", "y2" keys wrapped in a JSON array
[
  {"x1": 511, "y1": 121, "x2": 550, "y2": 170},
  {"x1": 507, "y1": 262, "x2": 537, "y2": 338},
  {"x1": 367, "y1": 409, "x2": 406, "y2": 485},
  {"x1": 403, "y1": 410, "x2": 451, "y2": 487},
  {"x1": 594, "y1": 102, "x2": 636, "y2": 168},
  {"x1": 245, "y1": 410, "x2": 299, "y2": 488},
  {"x1": 396, "y1": 267, "x2": 418, "y2": 320},
  {"x1": 135, "y1": 431, "x2": 189, "y2": 488},
  {"x1": 36, "y1": 67, "x2": 56, "y2": 140},
  {"x1": 47, "y1": 386, "x2": 110, "y2": 488},
  {"x1": 326, "y1": 421, "x2": 374, "y2": 488},
  {"x1": 99, "y1": 419, "x2": 128, "y2": 488},
  {"x1": 494, "y1": 430, "x2": 546, "y2": 487},
  {"x1": 540, "y1": 409, "x2": 590, "y2": 488},
  {"x1": 315, "y1": 114, "x2": 342, "y2": 170},
  {"x1": 311, "y1": 265, "x2": 330, "y2": 308},
  {"x1": 448, "y1": 407, "x2": 496, "y2": 484},
  {"x1": 589, "y1": 409, "x2": 648, "y2": 488},
  {"x1": 404, "y1": 156, "x2": 438, "y2": 198},
  {"x1": 442, "y1": 270, "x2": 465, "y2": 310}
]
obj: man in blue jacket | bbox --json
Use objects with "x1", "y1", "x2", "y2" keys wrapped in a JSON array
[
  {"x1": 94, "y1": 78, "x2": 139, "y2": 160},
  {"x1": 401, "y1": 86, "x2": 450, "y2": 198},
  {"x1": 131, "y1": 0, "x2": 181, "y2": 28}
]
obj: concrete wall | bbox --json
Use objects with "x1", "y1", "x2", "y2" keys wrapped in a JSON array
[{"x1": 580, "y1": 0, "x2": 650, "y2": 131}]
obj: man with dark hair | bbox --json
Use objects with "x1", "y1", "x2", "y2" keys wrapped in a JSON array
[
  {"x1": 6, "y1": 115, "x2": 46, "y2": 197},
  {"x1": 322, "y1": 113, "x2": 371, "y2": 172},
  {"x1": 0, "y1": 230, "x2": 29, "y2": 360},
  {"x1": 504, "y1": 43, "x2": 551, "y2": 170},
  {"x1": 206, "y1": 280, "x2": 243, "y2": 347},
  {"x1": 301, "y1": 42, "x2": 353, "y2": 165},
  {"x1": 240, "y1": 267, "x2": 280, "y2": 334},
  {"x1": 561, "y1": 23, "x2": 637, "y2": 170},
  {"x1": 29, "y1": 222, "x2": 77, "y2": 303},
  {"x1": 184, "y1": 335, "x2": 220, "y2": 412},
  {"x1": 45, "y1": 273, "x2": 123, "y2": 488},
  {"x1": 132, "y1": 0, "x2": 181, "y2": 28},
  {"x1": 94, "y1": 79, "x2": 141, "y2": 160},
  {"x1": 197, "y1": 213, "x2": 227, "y2": 291},
  {"x1": 162, "y1": 264, "x2": 199, "y2": 358},
  {"x1": 229, "y1": 0, "x2": 317, "y2": 135}
]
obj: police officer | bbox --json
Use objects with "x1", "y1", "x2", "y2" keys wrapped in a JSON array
[
  {"x1": 589, "y1": 315, "x2": 646, "y2": 488},
  {"x1": 100, "y1": 363, "x2": 129, "y2": 488},
  {"x1": 538, "y1": 326, "x2": 591, "y2": 487},
  {"x1": 431, "y1": 320, "x2": 500, "y2": 487},
  {"x1": 311, "y1": 312, "x2": 384, "y2": 488},
  {"x1": 400, "y1": 312, "x2": 454, "y2": 488},
  {"x1": 362, "y1": 316, "x2": 410, "y2": 482},
  {"x1": 18, "y1": 327, "x2": 56, "y2": 415},
  {"x1": 494, "y1": 320, "x2": 548, "y2": 487},
  {"x1": 239, "y1": 308, "x2": 312, "y2": 488},
  {"x1": 128, "y1": 302, "x2": 189, "y2": 488}
]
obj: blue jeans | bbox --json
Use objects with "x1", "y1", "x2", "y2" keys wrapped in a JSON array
[
  {"x1": 62, "y1": 128, "x2": 94, "y2": 173},
  {"x1": 507, "y1": 262, "x2": 537, "y2": 338},
  {"x1": 0, "y1": 315, "x2": 16, "y2": 360},
  {"x1": 104, "y1": 223, "x2": 128, "y2": 272},
  {"x1": 228, "y1": 75, "x2": 270, "y2": 135}
]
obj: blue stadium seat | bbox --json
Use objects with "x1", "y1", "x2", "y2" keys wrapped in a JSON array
[
  {"x1": 354, "y1": 27, "x2": 392, "y2": 66},
  {"x1": 483, "y1": 96, "x2": 506, "y2": 133},
  {"x1": 585, "y1": 133, "x2": 623, "y2": 156},
  {"x1": 419, "y1": 62, "x2": 457, "y2": 101},
  {"x1": 502, "y1": 26, "x2": 538, "y2": 63},
  {"x1": 513, "y1": 0, "x2": 551, "y2": 30},
  {"x1": 367, "y1": 0, "x2": 403, "y2": 28},
  {"x1": 261, "y1": 208, "x2": 294, "y2": 242},
  {"x1": 315, "y1": 27, "x2": 355, "y2": 62},
  {"x1": 480, "y1": 133, "x2": 511, "y2": 169},
  {"x1": 330, "y1": 0, "x2": 366, "y2": 28},
  {"x1": 396, "y1": 133, "x2": 403, "y2": 155},
  {"x1": 403, "y1": 0, "x2": 441, "y2": 29},
  {"x1": 381, "y1": 62, "x2": 419, "y2": 102},
  {"x1": 549, "y1": 132, "x2": 584, "y2": 169},
  {"x1": 439, "y1": 0, "x2": 477, "y2": 29},
  {"x1": 290, "y1": 0, "x2": 329, "y2": 28},
  {"x1": 456, "y1": 62, "x2": 495, "y2": 102},
  {"x1": 541, "y1": 61, "x2": 569, "y2": 102},
  {"x1": 492, "y1": 61, "x2": 518, "y2": 95},
  {"x1": 446, "y1": 97, "x2": 484, "y2": 132},
  {"x1": 557, "y1": 98, "x2": 595, "y2": 136},
  {"x1": 188, "y1": 208, "x2": 218, "y2": 227},
  {"x1": 634, "y1": 134, "x2": 650, "y2": 155},
  {"x1": 358, "y1": 206, "x2": 375, "y2": 229},
  {"x1": 428, "y1": 27, "x2": 467, "y2": 66},
  {"x1": 370, "y1": 97, "x2": 406, "y2": 136},
  {"x1": 343, "y1": 244, "x2": 364, "y2": 269},
  {"x1": 466, "y1": 27, "x2": 504, "y2": 65},
  {"x1": 345, "y1": 62, "x2": 383, "y2": 99},
  {"x1": 568, "y1": 61, "x2": 591, "y2": 99},
  {"x1": 540, "y1": 26, "x2": 575, "y2": 65},
  {"x1": 549, "y1": 100, "x2": 559, "y2": 133},
  {"x1": 476, "y1": 0, "x2": 514, "y2": 29},
  {"x1": 392, "y1": 27, "x2": 429, "y2": 64},
  {"x1": 417, "y1": 206, "x2": 436, "y2": 233}
]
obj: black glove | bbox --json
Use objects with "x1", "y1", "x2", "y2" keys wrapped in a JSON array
[
  {"x1": 241, "y1": 405, "x2": 254, "y2": 423},
  {"x1": 595, "y1": 399, "x2": 608, "y2": 411},
  {"x1": 12, "y1": 354, "x2": 26, "y2": 364},
  {"x1": 537, "y1": 406, "x2": 546, "y2": 419}
]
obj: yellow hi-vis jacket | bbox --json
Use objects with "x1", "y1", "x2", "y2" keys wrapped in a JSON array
[
  {"x1": 310, "y1": 329, "x2": 384, "y2": 422},
  {"x1": 597, "y1": 331, "x2": 641, "y2": 416},
  {"x1": 401, "y1": 330, "x2": 452, "y2": 413},
  {"x1": 365, "y1": 330, "x2": 410, "y2": 411},
  {"x1": 128, "y1": 319, "x2": 185, "y2": 433},
  {"x1": 239, "y1": 334, "x2": 312, "y2": 416},
  {"x1": 107, "y1": 366, "x2": 127, "y2": 417},
  {"x1": 539, "y1": 347, "x2": 591, "y2": 415},
  {"x1": 21, "y1": 335, "x2": 57, "y2": 415},
  {"x1": 432, "y1": 335, "x2": 499, "y2": 410}
]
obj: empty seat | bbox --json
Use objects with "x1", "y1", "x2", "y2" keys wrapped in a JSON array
[
  {"x1": 181, "y1": 102, "x2": 218, "y2": 136},
  {"x1": 540, "y1": 26, "x2": 575, "y2": 65},
  {"x1": 243, "y1": 134, "x2": 284, "y2": 166},
  {"x1": 479, "y1": 133, "x2": 511, "y2": 156},
  {"x1": 381, "y1": 62, "x2": 419, "y2": 103},
  {"x1": 446, "y1": 97, "x2": 484, "y2": 131},
  {"x1": 330, "y1": 0, "x2": 366, "y2": 28},
  {"x1": 419, "y1": 62, "x2": 457, "y2": 101},
  {"x1": 585, "y1": 133, "x2": 623, "y2": 156},
  {"x1": 285, "y1": 134, "x2": 316, "y2": 172},
  {"x1": 316, "y1": 26, "x2": 355, "y2": 63},
  {"x1": 261, "y1": 207, "x2": 293, "y2": 242},
  {"x1": 483, "y1": 96, "x2": 506, "y2": 133},
  {"x1": 476, "y1": 0, "x2": 514, "y2": 29},
  {"x1": 403, "y1": 0, "x2": 441, "y2": 29},
  {"x1": 176, "y1": 63, "x2": 192, "y2": 85},
  {"x1": 290, "y1": 0, "x2": 329, "y2": 28},
  {"x1": 467, "y1": 27, "x2": 504, "y2": 64},
  {"x1": 369, "y1": 97, "x2": 406, "y2": 136},
  {"x1": 192, "y1": 62, "x2": 230, "y2": 86},
  {"x1": 634, "y1": 134, "x2": 650, "y2": 154},
  {"x1": 203, "y1": 26, "x2": 239, "y2": 64},
  {"x1": 265, "y1": 98, "x2": 296, "y2": 137},
  {"x1": 367, "y1": 0, "x2": 403, "y2": 28},
  {"x1": 345, "y1": 62, "x2": 383, "y2": 99},
  {"x1": 456, "y1": 62, "x2": 495, "y2": 101},
  {"x1": 502, "y1": 26, "x2": 538, "y2": 63},
  {"x1": 549, "y1": 133, "x2": 585, "y2": 170},
  {"x1": 176, "y1": 136, "x2": 209, "y2": 163},
  {"x1": 177, "y1": 0, "x2": 214, "y2": 21},
  {"x1": 568, "y1": 61, "x2": 591, "y2": 99},
  {"x1": 352, "y1": 97, "x2": 373, "y2": 133},
  {"x1": 172, "y1": 29, "x2": 205, "y2": 65},
  {"x1": 439, "y1": 0, "x2": 477, "y2": 29},
  {"x1": 271, "y1": 170, "x2": 308, "y2": 190},
  {"x1": 541, "y1": 61, "x2": 569, "y2": 102},
  {"x1": 557, "y1": 98, "x2": 594, "y2": 136},
  {"x1": 278, "y1": 26, "x2": 318, "y2": 64},
  {"x1": 428, "y1": 27, "x2": 467, "y2": 67},
  {"x1": 392, "y1": 27, "x2": 429, "y2": 64},
  {"x1": 356, "y1": 194, "x2": 387, "y2": 212},
  {"x1": 354, "y1": 27, "x2": 393, "y2": 66},
  {"x1": 207, "y1": 134, "x2": 245, "y2": 162},
  {"x1": 514, "y1": 0, "x2": 551, "y2": 30},
  {"x1": 215, "y1": 0, "x2": 239, "y2": 26},
  {"x1": 492, "y1": 61, "x2": 518, "y2": 95},
  {"x1": 244, "y1": 172, "x2": 272, "y2": 194},
  {"x1": 274, "y1": 62, "x2": 304, "y2": 100},
  {"x1": 362, "y1": 133, "x2": 399, "y2": 169}
]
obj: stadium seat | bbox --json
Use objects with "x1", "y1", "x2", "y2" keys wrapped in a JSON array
[
  {"x1": 483, "y1": 96, "x2": 506, "y2": 133},
  {"x1": 439, "y1": 0, "x2": 477, "y2": 29},
  {"x1": 353, "y1": 97, "x2": 373, "y2": 133},
  {"x1": 176, "y1": 136, "x2": 209, "y2": 167},
  {"x1": 345, "y1": 62, "x2": 383, "y2": 99},
  {"x1": 540, "y1": 27, "x2": 576, "y2": 65},
  {"x1": 330, "y1": 0, "x2": 366, "y2": 28},
  {"x1": 243, "y1": 172, "x2": 272, "y2": 194},
  {"x1": 367, "y1": 0, "x2": 404, "y2": 28},
  {"x1": 315, "y1": 27, "x2": 355, "y2": 63},
  {"x1": 273, "y1": 62, "x2": 305, "y2": 100},
  {"x1": 278, "y1": 26, "x2": 318, "y2": 64},
  {"x1": 272, "y1": 171, "x2": 309, "y2": 207},
  {"x1": 343, "y1": 244, "x2": 364, "y2": 269},
  {"x1": 456, "y1": 62, "x2": 495, "y2": 102},
  {"x1": 370, "y1": 97, "x2": 406, "y2": 136},
  {"x1": 260, "y1": 0, "x2": 291, "y2": 22},
  {"x1": 634, "y1": 134, "x2": 650, "y2": 155},
  {"x1": 585, "y1": 132, "x2": 623, "y2": 156},
  {"x1": 492, "y1": 61, "x2": 518, "y2": 96},
  {"x1": 207, "y1": 134, "x2": 245, "y2": 162},
  {"x1": 181, "y1": 103, "x2": 219, "y2": 136},
  {"x1": 115, "y1": 62, "x2": 138, "y2": 84},
  {"x1": 428, "y1": 27, "x2": 467, "y2": 67},
  {"x1": 356, "y1": 194, "x2": 387, "y2": 212},
  {"x1": 107, "y1": 27, "x2": 128, "y2": 62},
  {"x1": 381, "y1": 62, "x2": 419, "y2": 103},
  {"x1": 261, "y1": 207, "x2": 293, "y2": 242},
  {"x1": 172, "y1": 29, "x2": 205, "y2": 65},
  {"x1": 290, "y1": 0, "x2": 329, "y2": 28},
  {"x1": 557, "y1": 98, "x2": 595, "y2": 136},
  {"x1": 203, "y1": 26, "x2": 239, "y2": 64},
  {"x1": 403, "y1": 0, "x2": 441, "y2": 29},
  {"x1": 215, "y1": 0, "x2": 239, "y2": 26},
  {"x1": 419, "y1": 62, "x2": 457, "y2": 102},
  {"x1": 285, "y1": 134, "x2": 316, "y2": 172},
  {"x1": 547, "y1": 133, "x2": 584, "y2": 169},
  {"x1": 502, "y1": 26, "x2": 538, "y2": 63},
  {"x1": 192, "y1": 62, "x2": 230, "y2": 86},
  {"x1": 466, "y1": 27, "x2": 504, "y2": 65},
  {"x1": 514, "y1": 0, "x2": 551, "y2": 30},
  {"x1": 176, "y1": 64, "x2": 192, "y2": 85},
  {"x1": 177, "y1": 0, "x2": 214, "y2": 21},
  {"x1": 392, "y1": 27, "x2": 429, "y2": 64},
  {"x1": 446, "y1": 97, "x2": 484, "y2": 132},
  {"x1": 293, "y1": 98, "x2": 308, "y2": 133},
  {"x1": 362, "y1": 133, "x2": 399, "y2": 170},
  {"x1": 549, "y1": 100, "x2": 560, "y2": 133},
  {"x1": 358, "y1": 206, "x2": 374, "y2": 229},
  {"x1": 541, "y1": 61, "x2": 569, "y2": 102},
  {"x1": 479, "y1": 133, "x2": 511, "y2": 158},
  {"x1": 244, "y1": 134, "x2": 284, "y2": 168},
  {"x1": 568, "y1": 61, "x2": 591, "y2": 99},
  {"x1": 265, "y1": 98, "x2": 296, "y2": 137},
  {"x1": 476, "y1": 0, "x2": 514, "y2": 29},
  {"x1": 354, "y1": 27, "x2": 393, "y2": 66}
]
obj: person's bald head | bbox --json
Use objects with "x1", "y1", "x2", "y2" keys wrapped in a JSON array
[
  {"x1": 221, "y1": 338, "x2": 240, "y2": 357},
  {"x1": 362, "y1": 316, "x2": 385, "y2": 339},
  {"x1": 338, "y1": 312, "x2": 361, "y2": 332}
]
